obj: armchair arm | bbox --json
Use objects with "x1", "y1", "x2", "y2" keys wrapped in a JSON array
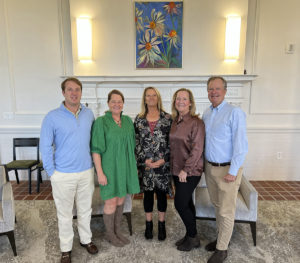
[
  {"x1": 192, "y1": 189, "x2": 196, "y2": 204},
  {"x1": 239, "y1": 175, "x2": 258, "y2": 218},
  {"x1": 1, "y1": 182, "x2": 15, "y2": 224}
]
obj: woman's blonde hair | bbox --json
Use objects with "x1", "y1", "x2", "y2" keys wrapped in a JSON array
[
  {"x1": 138, "y1": 87, "x2": 165, "y2": 118},
  {"x1": 171, "y1": 88, "x2": 199, "y2": 119}
]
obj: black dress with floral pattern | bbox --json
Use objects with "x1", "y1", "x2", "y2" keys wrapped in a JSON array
[{"x1": 134, "y1": 111, "x2": 172, "y2": 196}]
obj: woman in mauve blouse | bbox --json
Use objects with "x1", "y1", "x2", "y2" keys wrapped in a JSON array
[{"x1": 169, "y1": 88, "x2": 205, "y2": 252}]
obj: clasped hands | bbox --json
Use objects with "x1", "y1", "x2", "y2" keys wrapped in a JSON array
[{"x1": 145, "y1": 159, "x2": 165, "y2": 169}]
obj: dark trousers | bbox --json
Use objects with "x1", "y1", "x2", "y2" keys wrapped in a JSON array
[
  {"x1": 173, "y1": 175, "x2": 201, "y2": 238},
  {"x1": 143, "y1": 189, "x2": 167, "y2": 213}
]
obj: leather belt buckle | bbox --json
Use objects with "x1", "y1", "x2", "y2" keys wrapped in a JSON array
[{"x1": 208, "y1": 161, "x2": 231, "y2": 167}]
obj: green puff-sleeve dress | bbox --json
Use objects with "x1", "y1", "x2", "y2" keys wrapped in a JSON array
[{"x1": 91, "y1": 111, "x2": 140, "y2": 200}]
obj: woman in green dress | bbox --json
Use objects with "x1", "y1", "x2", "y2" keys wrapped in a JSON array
[{"x1": 91, "y1": 89, "x2": 140, "y2": 247}]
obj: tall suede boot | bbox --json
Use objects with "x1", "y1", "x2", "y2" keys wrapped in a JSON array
[
  {"x1": 114, "y1": 204, "x2": 130, "y2": 245},
  {"x1": 103, "y1": 213, "x2": 124, "y2": 247}
]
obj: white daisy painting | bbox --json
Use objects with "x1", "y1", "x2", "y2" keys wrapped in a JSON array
[{"x1": 135, "y1": 1, "x2": 183, "y2": 69}]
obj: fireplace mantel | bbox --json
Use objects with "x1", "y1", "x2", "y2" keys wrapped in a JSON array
[
  {"x1": 65, "y1": 75, "x2": 257, "y2": 118},
  {"x1": 67, "y1": 75, "x2": 257, "y2": 84}
]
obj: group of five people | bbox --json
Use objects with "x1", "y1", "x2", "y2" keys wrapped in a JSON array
[{"x1": 40, "y1": 76, "x2": 248, "y2": 263}]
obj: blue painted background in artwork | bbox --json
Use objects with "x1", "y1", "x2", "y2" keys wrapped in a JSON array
[{"x1": 135, "y1": 2, "x2": 183, "y2": 68}]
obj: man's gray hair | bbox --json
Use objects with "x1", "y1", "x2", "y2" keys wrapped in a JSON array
[{"x1": 207, "y1": 76, "x2": 227, "y2": 90}]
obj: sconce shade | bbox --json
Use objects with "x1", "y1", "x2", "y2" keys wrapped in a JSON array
[
  {"x1": 224, "y1": 16, "x2": 241, "y2": 61},
  {"x1": 76, "y1": 17, "x2": 92, "y2": 62}
]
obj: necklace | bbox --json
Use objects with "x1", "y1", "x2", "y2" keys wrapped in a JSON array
[{"x1": 113, "y1": 117, "x2": 121, "y2": 127}]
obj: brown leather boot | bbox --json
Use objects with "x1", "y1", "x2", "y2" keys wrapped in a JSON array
[
  {"x1": 205, "y1": 239, "x2": 217, "y2": 251},
  {"x1": 103, "y1": 213, "x2": 124, "y2": 247},
  {"x1": 114, "y1": 204, "x2": 130, "y2": 245},
  {"x1": 61, "y1": 251, "x2": 71, "y2": 263},
  {"x1": 207, "y1": 249, "x2": 228, "y2": 263},
  {"x1": 80, "y1": 242, "x2": 98, "y2": 254},
  {"x1": 206, "y1": 239, "x2": 230, "y2": 252}
]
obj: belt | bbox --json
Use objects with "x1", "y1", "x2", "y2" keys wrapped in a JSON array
[{"x1": 207, "y1": 161, "x2": 231, "y2": 167}]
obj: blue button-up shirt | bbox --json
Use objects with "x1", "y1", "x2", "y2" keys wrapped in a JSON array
[
  {"x1": 202, "y1": 100, "x2": 248, "y2": 176},
  {"x1": 40, "y1": 103, "x2": 94, "y2": 176}
]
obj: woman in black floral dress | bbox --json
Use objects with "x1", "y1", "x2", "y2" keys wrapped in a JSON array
[{"x1": 134, "y1": 87, "x2": 172, "y2": 241}]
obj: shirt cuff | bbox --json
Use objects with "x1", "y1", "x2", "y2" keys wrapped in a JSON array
[
  {"x1": 228, "y1": 166, "x2": 238, "y2": 176},
  {"x1": 182, "y1": 167, "x2": 189, "y2": 175}
]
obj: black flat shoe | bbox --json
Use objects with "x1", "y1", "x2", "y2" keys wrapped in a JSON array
[
  {"x1": 177, "y1": 236, "x2": 200, "y2": 251},
  {"x1": 175, "y1": 234, "x2": 187, "y2": 246}
]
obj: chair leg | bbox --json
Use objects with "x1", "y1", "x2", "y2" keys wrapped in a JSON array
[
  {"x1": 28, "y1": 168, "x2": 32, "y2": 194},
  {"x1": 4, "y1": 166, "x2": 10, "y2": 182},
  {"x1": 6, "y1": 230, "x2": 17, "y2": 256},
  {"x1": 123, "y1": 212, "x2": 132, "y2": 236},
  {"x1": 250, "y1": 222, "x2": 256, "y2": 246},
  {"x1": 37, "y1": 168, "x2": 41, "y2": 193},
  {"x1": 14, "y1": 170, "x2": 20, "y2": 184},
  {"x1": 40, "y1": 170, "x2": 43, "y2": 184}
]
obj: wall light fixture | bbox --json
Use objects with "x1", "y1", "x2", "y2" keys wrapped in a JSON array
[
  {"x1": 76, "y1": 17, "x2": 92, "y2": 62},
  {"x1": 224, "y1": 15, "x2": 241, "y2": 61}
]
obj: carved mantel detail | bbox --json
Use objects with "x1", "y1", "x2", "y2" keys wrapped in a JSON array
[{"x1": 76, "y1": 75, "x2": 257, "y2": 118}]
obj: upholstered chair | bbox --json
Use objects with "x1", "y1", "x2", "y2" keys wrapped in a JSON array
[
  {"x1": 194, "y1": 175, "x2": 258, "y2": 246},
  {"x1": 0, "y1": 165, "x2": 17, "y2": 256}
]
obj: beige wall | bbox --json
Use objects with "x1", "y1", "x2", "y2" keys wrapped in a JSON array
[
  {"x1": 69, "y1": 0, "x2": 248, "y2": 75},
  {"x1": 0, "y1": 0, "x2": 299, "y2": 181}
]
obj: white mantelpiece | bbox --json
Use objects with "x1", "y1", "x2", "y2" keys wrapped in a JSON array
[
  {"x1": 74, "y1": 75, "x2": 257, "y2": 83},
  {"x1": 74, "y1": 75, "x2": 256, "y2": 118}
]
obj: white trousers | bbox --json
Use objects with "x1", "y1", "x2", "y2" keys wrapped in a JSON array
[{"x1": 50, "y1": 168, "x2": 94, "y2": 252}]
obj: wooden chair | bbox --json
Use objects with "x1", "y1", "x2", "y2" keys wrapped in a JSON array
[
  {"x1": 36, "y1": 162, "x2": 44, "y2": 193},
  {"x1": 6, "y1": 138, "x2": 40, "y2": 194}
]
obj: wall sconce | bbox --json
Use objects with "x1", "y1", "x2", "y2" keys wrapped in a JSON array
[
  {"x1": 76, "y1": 17, "x2": 92, "y2": 62},
  {"x1": 224, "y1": 15, "x2": 241, "y2": 61}
]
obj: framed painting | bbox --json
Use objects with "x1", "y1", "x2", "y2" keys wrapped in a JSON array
[{"x1": 135, "y1": 1, "x2": 183, "y2": 69}]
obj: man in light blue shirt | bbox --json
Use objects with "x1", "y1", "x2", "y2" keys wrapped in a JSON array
[
  {"x1": 202, "y1": 76, "x2": 248, "y2": 263},
  {"x1": 40, "y1": 77, "x2": 98, "y2": 263}
]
